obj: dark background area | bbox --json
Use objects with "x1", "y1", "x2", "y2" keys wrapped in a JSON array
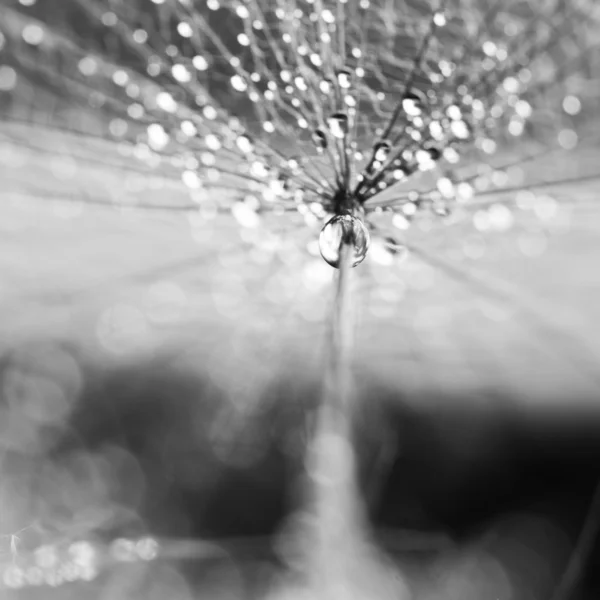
[{"x1": 2, "y1": 351, "x2": 599, "y2": 598}]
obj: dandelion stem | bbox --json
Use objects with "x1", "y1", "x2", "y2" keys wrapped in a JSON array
[{"x1": 301, "y1": 241, "x2": 366, "y2": 592}]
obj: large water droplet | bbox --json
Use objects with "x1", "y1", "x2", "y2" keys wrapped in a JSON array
[{"x1": 319, "y1": 215, "x2": 370, "y2": 268}]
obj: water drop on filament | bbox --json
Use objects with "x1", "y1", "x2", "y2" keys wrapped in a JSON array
[{"x1": 319, "y1": 215, "x2": 370, "y2": 268}]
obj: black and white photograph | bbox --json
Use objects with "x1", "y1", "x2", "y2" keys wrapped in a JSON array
[{"x1": 0, "y1": 0, "x2": 600, "y2": 598}]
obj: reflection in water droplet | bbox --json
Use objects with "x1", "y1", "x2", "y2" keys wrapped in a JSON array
[{"x1": 319, "y1": 215, "x2": 370, "y2": 268}]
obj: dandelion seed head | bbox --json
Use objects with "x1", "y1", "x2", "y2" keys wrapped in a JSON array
[{"x1": 0, "y1": 0, "x2": 596, "y2": 274}]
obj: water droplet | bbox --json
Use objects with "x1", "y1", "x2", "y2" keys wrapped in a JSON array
[
  {"x1": 313, "y1": 128, "x2": 328, "y2": 152},
  {"x1": 336, "y1": 67, "x2": 352, "y2": 89},
  {"x1": 558, "y1": 128, "x2": 578, "y2": 149},
  {"x1": 374, "y1": 140, "x2": 391, "y2": 162},
  {"x1": 393, "y1": 213, "x2": 411, "y2": 230},
  {"x1": 327, "y1": 112, "x2": 349, "y2": 139},
  {"x1": 415, "y1": 148, "x2": 436, "y2": 170},
  {"x1": 136, "y1": 537, "x2": 159, "y2": 561},
  {"x1": 236, "y1": 134, "x2": 254, "y2": 153},
  {"x1": 156, "y1": 91, "x2": 177, "y2": 113},
  {"x1": 232, "y1": 201, "x2": 260, "y2": 227},
  {"x1": 172, "y1": 63, "x2": 191, "y2": 83},
  {"x1": 562, "y1": 95, "x2": 582, "y2": 115},
  {"x1": 402, "y1": 90, "x2": 425, "y2": 116},
  {"x1": 451, "y1": 119, "x2": 470, "y2": 139},
  {"x1": 231, "y1": 74, "x2": 248, "y2": 92},
  {"x1": 433, "y1": 11, "x2": 446, "y2": 26},
  {"x1": 193, "y1": 55, "x2": 209, "y2": 70},
  {"x1": 319, "y1": 78, "x2": 332, "y2": 94},
  {"x1": 426, "y1": 146, "x2": 442, "y2": 161},
  {"x1": 22, "y1": 23, "x2": 45, "y2": 45},
  {"x1": 319, "y1": 215, "x2": 370, "y2": 268},
  {"x1": 177, "y1": 21, "x2": 193, "y2": 38},
  {"x1": 68, "y1": 541, "x2": 97, "y2": 567},
  {"x1": 437, "y1": 177, "x2": 454, "y2": 198},
  {"x1": 446, "y1": 104, "x2": 462, "y2": 120}
]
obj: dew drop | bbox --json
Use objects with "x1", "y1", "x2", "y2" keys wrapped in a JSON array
[
  {"x1": 327, "y1": 112, "x2": 349, "y2": 139},
  {"x1": 193, "y1": 55, "x2": 209, "y2": 70},
  {"x1": 437, "y1": 176, "x2": 454, "y2": 198},
  {"x1": 393, "y1": 213, "x2": 411, "y2": 230},
  {"x1": 177, "y1": 21, "x2": 193, "y2": 38},
  {"x1": 236, "y1": 134, "x2": 254, "y2": 153},
  {"x1": 231, "y1": 74, "x2": 248, "y2": 92},
  {"x1": 232, "y1": 201, "x2": 260, "y2": 228},
  {"x1": 374, "y1": 140, "x2": 391, "y2": 162},
  {"x1": 451, "y1": 119, "x2": 470, "y2": 139},
  {"x1": 426, "y1": 146, "x2": 442, "y2": 161},
  {"x1": 313, "y1": 128, "x2": 328, "y2": 152},
  {"x1": 172, "y1": 63, "x2": 191, "y2": 83},
  {"x1": 319, "y1": 78, "x2": 332, "y2": 94},
  {"x1": 562, "y1": 95, "x2": 582, "y2": 115},
  {"x1": 433, "y1": 11, "x2": 447, "y2": 26},
  {"x1": 319, "y1": 215, "x2": 370, "y2": 268},
  {"x1": 336, "y1": 67, "x2": 352, "y2": 89},
  {"x1": 415, "y1": 148, "x2": 435, "y2": 170},
  {"x1": 402, "y1": 90, "x2": 426, "y2": 116},
  {"x1": 22, "y1": 23, "x2": 44, "y2": 45}
]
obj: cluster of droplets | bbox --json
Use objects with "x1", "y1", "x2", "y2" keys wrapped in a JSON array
[
  {"x1": 1, "y1": 540, "x2": 98, "y2": 590},
  {"x1": 0, "y1": 0, "x2": 595, "y2": 269},
  {"x1": 0, "y1": 536, "x2": 159, "y2": 591}
]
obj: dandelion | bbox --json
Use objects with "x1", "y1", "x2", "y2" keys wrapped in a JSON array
[{"x1": 0, "y1": 0, "x2": 599, "y2": 596}]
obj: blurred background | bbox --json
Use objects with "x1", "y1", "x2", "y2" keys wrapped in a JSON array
[{"x1": 1, "y1": 0, "x2": 600, "y2": 598}]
